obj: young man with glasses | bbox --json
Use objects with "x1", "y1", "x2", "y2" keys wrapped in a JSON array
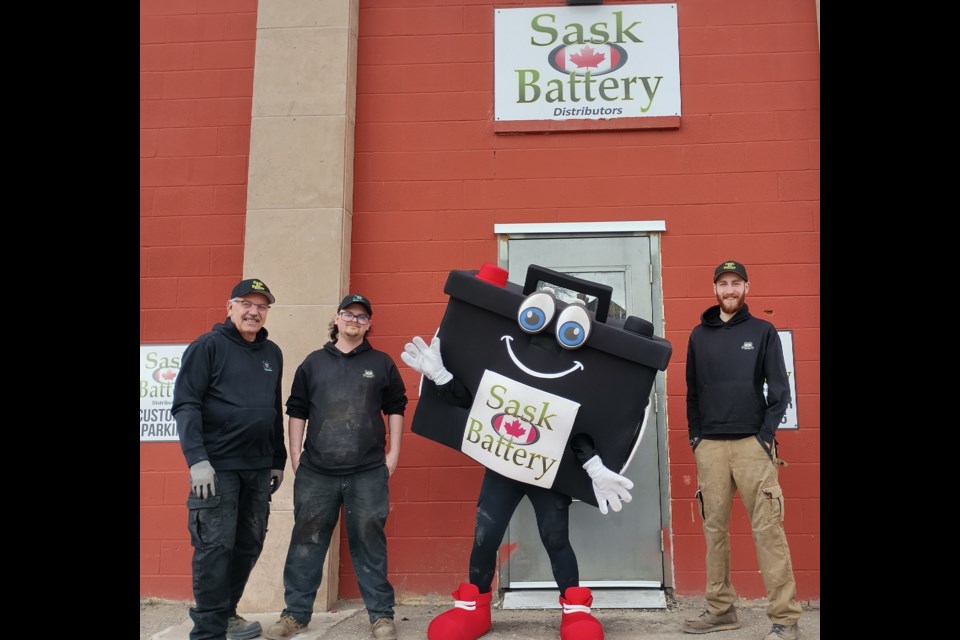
[
  {"x1": 265, "y1": 294, "x2": 407, "y2": 640},
  {"x1": 173, "y1": 278, "x2": 287, "y2": 640}
]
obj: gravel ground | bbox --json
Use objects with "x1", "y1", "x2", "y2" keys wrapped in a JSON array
[
  {"x1": 141, "y1": 595, "x2": 820, "y2": 640},
  {"x1": 141, "y1": 599, "x2": 193, "y2": 640}
]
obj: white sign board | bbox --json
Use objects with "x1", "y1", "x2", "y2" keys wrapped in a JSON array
[
  {"x1": 140, "y1": 344, "x2": 186, "y2": 442},
  {"x1": 494, "y1": 3, "x2": 681, "y2": 122},
  {"x1": 763, "y1": 331, "x2": 799, "y2": 430},
  {"x1": 462, "y1": 370, "x2": 580, "y2": 488}
]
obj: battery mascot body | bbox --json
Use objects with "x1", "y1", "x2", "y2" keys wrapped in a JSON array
[{"x1": 402, "y1": 264, "x2": 672, "y2": 640}]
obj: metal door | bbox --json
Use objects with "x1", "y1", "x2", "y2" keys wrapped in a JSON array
[{"x1": 496, "y1": 226, "x2": 669, "y2": 608}]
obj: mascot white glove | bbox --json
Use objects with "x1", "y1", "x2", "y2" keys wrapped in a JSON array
[
  {"x1": 190, "y1": 460, "x2": 217, "y2": 499},
  {"x1": 582, "y1": 455, "x2": 634, "y2": 515},
  {"x1": 401, "y1": 336, "x2": 453, "y2": 385}
]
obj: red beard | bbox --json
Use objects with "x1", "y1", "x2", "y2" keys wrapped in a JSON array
[{"x1": 717, "y1": 292, "x2": 744, "y2": 316}]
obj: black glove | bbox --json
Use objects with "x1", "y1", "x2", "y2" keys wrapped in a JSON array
[{"x1": 270, "y1": 469, "x2": 284, "y2": 494}]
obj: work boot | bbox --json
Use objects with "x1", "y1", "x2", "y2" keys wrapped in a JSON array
[
  {"x1": 263, "y1": 614, "x2": 308, "y2": 640},
  {"x1": 559, "y1": 587, "x2": 604, "y2": 640},
  {"x1": 682, "y1": 608, "x2": 740, "y2": 634},
  {"x1": 764, "y1": 622, "x2": 800, "y2": 640},
  {"x1": 427, "y1": 582, "x2": 493, "y2": 640},
  {"x1": 371, "y1": 616, "x2": 398, "y2": 639},
  {"x1": 226, "y1": 615, "x2": 262, "y2": 640}
]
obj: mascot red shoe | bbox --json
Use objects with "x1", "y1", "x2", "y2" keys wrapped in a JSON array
[{"x1": 427, "y1": 583, "x2": 492, "y2": 640}]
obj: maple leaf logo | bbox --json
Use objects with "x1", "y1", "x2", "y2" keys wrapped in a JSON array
[
  {"x1": 490, "y1": 413, "x2": 540, "y2": 445},
  {"x1": 502, "y1": 419, "x2": 527, "y2": 439},
  {"x1": 569, "y1": 46, "x2": 605, "y2": 69},
  {"x1": 153, "y1": 368, "x2": 180, "y2": 382}
]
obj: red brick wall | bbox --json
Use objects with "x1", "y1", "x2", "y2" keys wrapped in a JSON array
[
  {"x1": 140, "y1": 0, "x2": 820, "y2": 603},
  {"x1": 347, "y1": 0, "x2": 819, "y2": 601},
  {"x1": 140, "y1": 0, "x2": 259, "y2": 600}
]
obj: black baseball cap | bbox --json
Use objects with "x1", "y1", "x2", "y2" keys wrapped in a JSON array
[
  {"x1": 338, "y1": 293, "x2": 373, "y2": 315},
  {"x1": 231, "y1": 278, "x2": 275, "y2": 303},
  {"x1": 714, "y1": 261, "x2": 748, "y2": 283}
]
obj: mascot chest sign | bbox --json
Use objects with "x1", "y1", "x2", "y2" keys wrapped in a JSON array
[
  {"x1": 464, "y1": 370, "x2": 579, "y2": 486},
  {"x1": 412, "y1": 265, "x2": 672, "y2": 505}
]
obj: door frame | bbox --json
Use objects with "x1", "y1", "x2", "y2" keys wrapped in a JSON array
[{"x1": 494, "y1": 221, "x2": 674, "y2": 592}]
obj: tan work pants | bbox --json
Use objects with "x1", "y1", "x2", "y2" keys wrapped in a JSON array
[{"x1": 694, "y1": 437, "x2": 802, "y2": 625}]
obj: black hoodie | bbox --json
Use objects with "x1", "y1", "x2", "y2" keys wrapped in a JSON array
[
  {"x1": 286, "y1": 339, "x2": 407, "y2": 475},
  {"x1": 173, "y1": 317, "x2": 286, "y2": 471},
  {"x1": 685, "y1": 303, "x2": 790, "y2": 444}
]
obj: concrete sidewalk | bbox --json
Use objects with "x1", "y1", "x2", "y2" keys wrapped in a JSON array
[{"x1": 143, "y1": 595, "x2": 820, "y2": 640}]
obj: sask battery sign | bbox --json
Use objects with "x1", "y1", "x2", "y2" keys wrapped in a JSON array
[
  {"x1": 140, "y1": 345, "x2": 185, "y2": 442},
  {"x1": 494, "y1": 4, "x2": 680, "y2": 125}
]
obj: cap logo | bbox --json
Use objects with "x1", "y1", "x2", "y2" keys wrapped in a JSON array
[
  {"x1": 722, "y1": 262, "x2": 737, "y2": 270},
  {"x1": 252, "y1": 280, "x2": 267, "y2": 291}
]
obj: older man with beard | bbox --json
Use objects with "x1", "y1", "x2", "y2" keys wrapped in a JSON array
[{"x1": 682, "y1": 261, "x2": 803, "y2": 640}]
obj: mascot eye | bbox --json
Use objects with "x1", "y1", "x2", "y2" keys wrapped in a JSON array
[
  {"x1": 555, "y1": 303, "x2": 592, "y2": 350},
  {"x1": 517, "y1": 291, "x2": 556, "y2": 334}
]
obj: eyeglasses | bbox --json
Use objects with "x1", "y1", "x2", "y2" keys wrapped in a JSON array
[
  {"x1": 338, "y1": 310, "x2": 371, "y2": 325},
  {"x1": 231, "y1": 299, "x2": 271, "y2": 312}
]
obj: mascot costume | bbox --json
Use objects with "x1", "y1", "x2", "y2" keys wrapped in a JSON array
[{"x1": 402, "y1": 264, "x2": 672, "y2": 640}]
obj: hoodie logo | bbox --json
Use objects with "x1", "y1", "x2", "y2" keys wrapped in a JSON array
[
  {"x1": 262, "y1": 360, "x2": 273, "y2": 371},
  {"x1": 740, "y1": 342, "x2": 754, "y2": 351},
  {"x1": 363, "y1": 369, "x2": 374, "y2": 379}
]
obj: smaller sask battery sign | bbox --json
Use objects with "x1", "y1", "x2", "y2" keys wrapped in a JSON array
[
  {"x1": 776, "y1": 330, "x2": 800, "y2": 430},
  {"x1": 140, "y1": 344, "x2": 186, "y2": 442},
  {"x1": 494, "y1": 4, "x2": 680, "y2": 125}
]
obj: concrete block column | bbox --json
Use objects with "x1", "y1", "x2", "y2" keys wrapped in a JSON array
[{"x1": 238, "y1": 0, "x2": 359, "y2": 614}]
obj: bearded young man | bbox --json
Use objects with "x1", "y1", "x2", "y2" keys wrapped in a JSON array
[{"x1": 683, "y1": 261, "x2": 803, "y2": 640}]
